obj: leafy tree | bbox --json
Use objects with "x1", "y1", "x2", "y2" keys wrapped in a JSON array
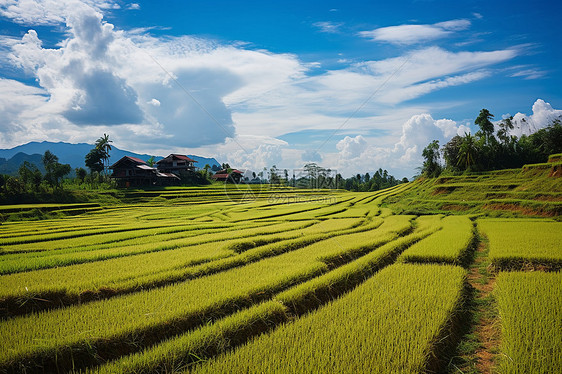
[
  {"x1": 5, "y1": 176, "x2": 24, "y2": 195},
  {"x1": 497, "y1": 116, "x2": 515, "y2": 146},
  {"x1": 421, "y1": 140, "x2": 442, "y2": 177},
  {"x1": 269, "y1": 165, "x2": 280, "y2": 184},
  {"x1": 457, "y1": 133, "x2": 478, "y2": 170},
  {"x1": 85, "y1": 148, "x2": 104, "y2": 174},
  {"x1": 442, "y1": 135, "x2": 463, "y2": 172},
  {"x1": 475, "y1": 109, "x2": 495, "y2": 144},
  {"x1": 41, "y1": 151, "x2": 70, "y2": 188},
  {"x1": 202, "y1": 164, "x2": 211, "y2": 178},
  {"x1": 530, "y1": 119, "x2": 562, "y2": 157},
  {"x1": 18, "y1": 161, "x2": 42, "y2": 191},
  {"x1": 75, "y1": 167, "x2": 87, "y2": 183},
  {"x1": 41, "y1": 151, "x2": 57, "y2": 186}
]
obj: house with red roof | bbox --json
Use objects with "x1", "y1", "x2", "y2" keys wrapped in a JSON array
[
  {"x1": 110, "y1": 156, "x2": 179, "y2": 187},
  {"x1": 155, "y1": 154, "x2": 197, "y2": 177},
  {"x1": 211, "y1": 169, "x2": 243, "y2": 183}
]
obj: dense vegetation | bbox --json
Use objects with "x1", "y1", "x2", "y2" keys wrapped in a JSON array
[
  {"x1": 421, "y1": 109, "x2": 562, "y2": 177},
  {"x1": 385, "y1": 161, "x2": 562, "y2": 217}
]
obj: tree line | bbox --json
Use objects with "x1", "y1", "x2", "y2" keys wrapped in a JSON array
[
  {"x1": 264, "y1": 163, "x2": 403, "y2": 192},
  {"x1": 421, "y1": 109, "x2": 562, "y2": 177}
]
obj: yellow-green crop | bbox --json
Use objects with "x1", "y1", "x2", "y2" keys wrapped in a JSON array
[{"x1": 495, "y1": 271, "x2": 562, "y2": 373}]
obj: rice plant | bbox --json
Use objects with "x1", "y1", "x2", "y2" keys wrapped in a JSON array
[
  {"x1": 495, "y1": 271, "x2": 562, "y2": 373},
  {"x1": 193, "y1": 263, "x2": 466, "y2": 374},
  {"x1": 398, "y1": 215, "x2": 474, "y2": 264},
  {"x1": 478, "y1": 219, "x2": 562, "y2": 268}
]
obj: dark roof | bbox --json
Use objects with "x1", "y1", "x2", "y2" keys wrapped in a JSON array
[
  {"x1": 126, "y1": 156, "x2": 147, "y2": 164},
  {"x1": 156, "y1": 154, "x2": 197, "y2": 164},
  {"x1": 110, "y1": 156, "x2": 148, "y2": 168},
  {"x1": 215, "y1": 169, "x2": 243, "y2": 175}
]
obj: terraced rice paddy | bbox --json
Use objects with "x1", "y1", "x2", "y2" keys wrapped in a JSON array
[
  {"x1": 478, "y1": 218, "x2": 562, "y2": 269},
  {"x1": 495, "y1": 271, "x2": 562, "y2": 374},
  {"x1": 0, "y1": 183, "x2": 560, "y2": 373}
]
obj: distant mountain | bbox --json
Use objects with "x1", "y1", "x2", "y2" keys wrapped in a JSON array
[
  {"x1": 0, "y1": 141, "x2": 221, "y2": 175},
  {"x1": 186, "y1": 155, "x2": 221, "y2": 168},
  {"x1": 0, "y1": 152, "x2": 45, "y2": 175}
]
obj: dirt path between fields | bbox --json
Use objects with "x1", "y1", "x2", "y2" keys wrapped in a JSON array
[
  {"x1": 469, "y1": 237, "x2": 500, "y2": 374},
  {"x1": 454, "y1": 231, "x2": 501, "y2": 374}
]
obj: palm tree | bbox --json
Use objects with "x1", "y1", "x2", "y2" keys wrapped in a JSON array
[
  {"x1": 95, "y1": 134, "x2": 112, "y2": 175},
  {"x1": 457, "y1": 133, "x2": 478, "y2": 171}
]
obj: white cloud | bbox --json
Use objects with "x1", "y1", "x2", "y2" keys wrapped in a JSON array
[
  {"x1": 510, "y1": 68, "x2": 545, "y2": 80},
  {"x1": 0, "y1": 0, "x2": 119, "y2": 25},
  {"x1": 147, "y1": 98, "x2": 160, "y2": 106},
  {"x1": 313, "y1": 21, "x2": 343, "y2": 34},
  {"x1": 510, "y1": 99, "x2": 562, "y2": 136},
  {"x1": 328, "y1": 113, "x2": 470, "y2": 177},
  {"x1": 336, "y1": 135, "x2": 368, "y2": 159},
  {"x1": 359, "y1": 19, "x2": 470, "y2": 45},
  {"x1": 128, "y1": 3, "x2": 140, "y2": 10}
]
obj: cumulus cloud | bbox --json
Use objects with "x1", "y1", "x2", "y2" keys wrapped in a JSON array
[
  {"x1": 1, "y1": 0, "x2": 303, "y2": 150},
  {"x1": 230, "y1": 144, "x2": 283, "y2": 171},
  {"x1": 510, "y1": 99, "x2": 562, "y2": 136},
  {"x1": 336, "y1": 135, "x2": 368, "y2": 159},
  {"x1": 359, "y1": 19, "x2": 470, "y2": 45},
  {"x1": 63, "y1": 68, "x2": 143, "y2": 125},
  {"x1": 0, "y1": 0, "x2": 119, "y2": 25},
  {"x1": 328, "y1": 113, "x2": 470, "y2": 177}
]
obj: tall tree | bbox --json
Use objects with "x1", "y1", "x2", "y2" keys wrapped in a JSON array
[
  {"x1": 95, "y1": 134, "x2": 113, "y2": 175},
  {"x1": 42, "y1": 150, "x2": 71, "y2": 188},
  {"x1": 497, "y1": 116, "x2": 515, "y2": 146},
  {"x1": 475, "y1": 109, "x2": 495, "y2": 144},
  {"x1": 442, "y1": 135, "x2": 463, "y2": 171},
  {"x1": 421, "y1": 140, "x2": 442, "y2": 177}
]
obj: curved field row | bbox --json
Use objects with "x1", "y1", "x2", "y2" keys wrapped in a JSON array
[
  {"x1": 0, "y1": 215, "x2": 416, "y2": 372},
  {"x1": 0, "y1": 216, "x2": 402, "y2": 317},
  {"x1": 0, "y1": 220, "x2": 308, "y2": 274},
  {"x1": 478, "y1": 219, "x2": 562, "y2": 269},
  {"x1": 193, "y1": 263, "x2": 466, "y2": 374},
  {"x1": 398, "y1": 215, "x2": 475, "y2": 265},
  {"x1": 91, "y1": 235, "x2": 444, "y2": 374}
]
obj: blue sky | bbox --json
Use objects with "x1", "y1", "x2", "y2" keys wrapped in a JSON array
[{"x1": 0, "y1": 0, "x2": 561, "y2": 177}]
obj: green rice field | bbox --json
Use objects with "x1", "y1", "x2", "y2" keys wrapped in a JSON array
[{"x1": 0, "y1": 180, "x2": 560, "y2": 373}]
